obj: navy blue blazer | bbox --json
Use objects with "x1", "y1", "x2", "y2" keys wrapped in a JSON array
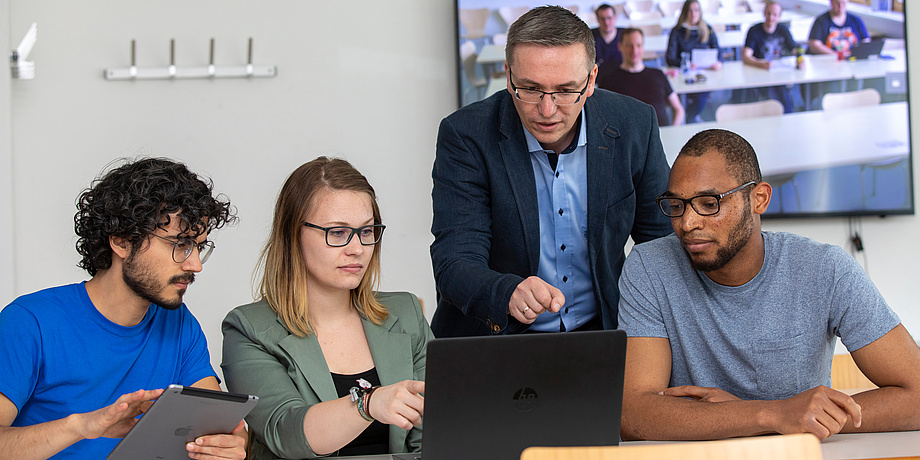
[{"x1": 430, "y1": 89, "x2": 673, "y2": 337}]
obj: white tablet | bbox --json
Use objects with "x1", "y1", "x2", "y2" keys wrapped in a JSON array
[{"x1": 107, "y1": 384, "x2": 258, "y2": 460}]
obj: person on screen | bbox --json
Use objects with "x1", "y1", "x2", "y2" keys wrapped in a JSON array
[
  {"x1": 597, "y1": 28, "x2": 685, "y2": 127},
  {"x1": 0, "y1": 158, "x2": 245, "y2": 459},
  {"x1": 592, "y1": 3, "x2": 624, "y2": 66},
  {"x1": 666, "y1": 0, "x2": 721, "y2": 123},
  {"x1": 618, "y1": 129, "x2": 920, "y2": 441},
  {"x1": 429, "y1": 6, "x2": 672, "y2": 337},
  {"x1": 221, "y1": 157, "x2": 431, "y2": 458},
  {"x1": 808, "y1": 0, "x2": 869, "y2": 56},
  {"x1": 742, "y1": 1, "x2": 798, "y2": 113}
]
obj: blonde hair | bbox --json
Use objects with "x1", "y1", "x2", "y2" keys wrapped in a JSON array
[
  {"x1": 677, "y1": 0, "x2": 711, "y2": 44},
  {"x1": 257, "y1": 157, "x2": 386, "y2": 336}
]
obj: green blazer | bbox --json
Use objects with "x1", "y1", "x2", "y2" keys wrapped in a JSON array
[{"x1": 221, "y1": 292, "x2": 433, "y2": 459}]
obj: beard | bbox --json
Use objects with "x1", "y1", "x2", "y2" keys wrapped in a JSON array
[
  {"x1": 686, "y1": 201, "x2": 755, "y2": 273},
  {"x1": 123, "y1": 251, "x2": 195, "y2": 310}
]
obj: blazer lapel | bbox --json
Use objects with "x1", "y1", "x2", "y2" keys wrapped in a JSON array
[
  {"x1": 278, "y1": 326, "x2": 339, "y2": 403},
  {"x1": 585, "y1": 99, "x2": 618, "y2": 269},
  {"x1": 364, "y1": 313, "x2": 412, "y2": 385},
  {"x1": 498, "y1": 93, "x2": 541, "y2": 274}
]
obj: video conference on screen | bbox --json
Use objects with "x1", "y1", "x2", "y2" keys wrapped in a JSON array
[{"x1": 455, "y1": 0, "x2": 911, "y2": 217}]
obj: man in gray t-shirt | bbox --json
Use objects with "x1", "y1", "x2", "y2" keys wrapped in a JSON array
[{"x1": 619, "y1": 129, "x2": 920, "y2": 441}]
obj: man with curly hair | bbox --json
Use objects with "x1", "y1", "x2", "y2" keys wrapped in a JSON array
[{"x1": 0, "y1": 158, "x2": 244, "y2": 459}]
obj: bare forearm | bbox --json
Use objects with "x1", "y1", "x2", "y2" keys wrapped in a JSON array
[
  {"x1": 0, "y1": 414, "x2": 85, "y2": 460},
  {"x1": 302, "y1": 397, "x2": 371, "y2": 456},
  {"x1": 622, "y1": 394, "x2": 772, "y2": 441},
  {"x1": 846, "y1": 386, "x2": 920, "y2": 433}
]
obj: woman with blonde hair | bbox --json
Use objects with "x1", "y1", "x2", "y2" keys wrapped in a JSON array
[
  {"x1": 222, "y1": 157, "x2": 431, "y2": 458},
  {"x1": 666, "y1": 0, "x2": 721, "y2": 122}
]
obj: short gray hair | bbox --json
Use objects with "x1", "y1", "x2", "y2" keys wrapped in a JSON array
[{"x1": 506, "y1": 6, "x2": 596, "y2": 70}]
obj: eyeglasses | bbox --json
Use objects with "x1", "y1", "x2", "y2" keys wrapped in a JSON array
[
  {"x1": 149, "y1": 233, "x2": 216, "y2": 264},
  {"x1": 656, "y1": 181, "x2": 757, "y2": 218},
  {"x1": 303, "y1": 222, "x2": 386, "y2": 247},
  {"x1": 508, "y1": 69, "x2": 591, "y2": 106}
]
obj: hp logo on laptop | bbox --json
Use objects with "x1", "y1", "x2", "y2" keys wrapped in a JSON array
[{"x1": 512, "y1": 387, "x2": 538, "y2": 412}]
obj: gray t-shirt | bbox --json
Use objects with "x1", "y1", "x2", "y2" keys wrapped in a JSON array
[{"x1": 618, "y1": 231, "x2": 899, "y2": 400}]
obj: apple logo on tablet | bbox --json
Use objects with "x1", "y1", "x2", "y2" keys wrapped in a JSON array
[{"x1": 174, "y1": 426, "x2": 193, "y2": 437}]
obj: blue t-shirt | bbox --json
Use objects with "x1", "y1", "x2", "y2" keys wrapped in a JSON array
[
  {"x1": 808, "y1": 12, "x2": 868, "y2": 54},
  {"x1": 744, "y1": 23, "x2": 797, "y2": 60},
  {"x1": 0, "y1": 282, "x2": 217, "y2": 459},
  {"x1": 618, "y1": 232, "x2": 899, "y2": 401}
]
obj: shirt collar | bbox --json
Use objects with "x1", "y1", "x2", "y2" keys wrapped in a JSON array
[{"x1": 523, "y1": 107, "x2": 588, "y2": 154}]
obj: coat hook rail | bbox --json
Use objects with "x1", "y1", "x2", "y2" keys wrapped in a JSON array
[{"x1": 104, "y1": 37, "x2": 277, "y2": 81}]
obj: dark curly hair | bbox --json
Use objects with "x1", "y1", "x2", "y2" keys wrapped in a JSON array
[{"x1": 74, "y1": 157, "x2": 237, "y2": 276}]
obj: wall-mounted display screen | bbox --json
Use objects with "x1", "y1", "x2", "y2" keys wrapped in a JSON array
[{"x1": 455, "y1": 0, "x2": 912, "y2": 217}]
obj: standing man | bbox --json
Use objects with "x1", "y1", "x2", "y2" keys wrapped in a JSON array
[
  {"x1": 597, "y1": 28, "x2": 685, "y2": 127},
  {"x1": 431, "y1": 6, "x2": 672, "y2": 337},
  {"x1": 592, "y1": 4, "x2": 625, "y2": 66},
  {"x1": 808, "y1": 0, "x2": 869, "y2": 56},
  {"x1": 619, "y1": 129, "x2": 920, "y2": 440},
  {"x1": 0, "y1": 158, "x2": 245, "y2": 459},
  {"x1": 742, "y1": 1, "x2": 798, "y2": 112}
]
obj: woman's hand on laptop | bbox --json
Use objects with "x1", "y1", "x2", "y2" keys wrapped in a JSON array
[
  {"x1": 367, "y1": 380, "x2": 425, "y2": 430},
  {"x1": 185, "y1": 419, "x2": 247, "y2": 459}
]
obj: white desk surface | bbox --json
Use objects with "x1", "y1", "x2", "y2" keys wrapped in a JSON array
[
  {"x1": 658, "y1": 102, "x2": 909, "y2": 175},
  {"x1": 668, "y1": 50, "x2": 906, "y2": 94},
  {"x1": 338, "y1": 430, "x2": 920, "y2": 460},
  {"x1": 625, "y1": 430, "x2": 920, "y2": 460}
]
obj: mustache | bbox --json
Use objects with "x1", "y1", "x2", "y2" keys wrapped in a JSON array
[{"x1": 168, "y1": 273, "x2": 196, "y2": 285}]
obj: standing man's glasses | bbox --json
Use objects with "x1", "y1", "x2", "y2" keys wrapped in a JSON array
[
  {"x1": 508, "y1": 69, "x2": 591, "y2": 106},
  {"x1": 303, "y1": 222, "x2": 386, "y2": 247},
  {"x1": 655, "y1": 181, "x2": 757, "y2": 217},
  {"x1": 149, "y1": 233, "x2": 216, "y2": 264}
]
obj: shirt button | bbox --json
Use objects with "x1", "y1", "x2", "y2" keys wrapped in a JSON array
[
  {"x1": 563, "y1": 276, "x2": 568, "y2": 282},
  {"x1": 565, "y1": 307, "x2": 569, "y2": 313},
  {"x1": 555, "y1": 171, "x2": 560, "y2": 178},
  {"x1": 558, "y1": 208, "x2": 564, "y2": 215},
  {"x1": 560, "y1": 244, "x2": 566, "y2": 251}
]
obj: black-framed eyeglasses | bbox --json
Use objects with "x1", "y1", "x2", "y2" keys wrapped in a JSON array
[
  {"x1": 508, "y1": 69, "x2": 591, "y2": 106},
  {"x1": 303, "y1": 222, "x2": 386, "y2": 247},
  {"x1": 656, "y1": 181, "x2": 757, "y2": 218},
  {"x1": 149, "y1": 233, "x2": 216, "y2": 264}
]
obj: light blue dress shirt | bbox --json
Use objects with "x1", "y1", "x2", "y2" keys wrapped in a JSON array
[{"x1": 523, "y1": 110, "x2": 598, "y2": 332}]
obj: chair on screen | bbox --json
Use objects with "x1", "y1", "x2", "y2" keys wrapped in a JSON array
[
  {"x1": 714, "y1": 99, "x2": 784, "y2": 122},
  {"x1": 860, "y1": 156, "x2": 911, "y2": 210},
  {"x1": 520, "y1": 433, "x2": 823, "y2": 460},
  {"x1": 764, "y1": 172, "x2": 801, "y2": 214},
  {"x1": 498, "y1": 6, "x2": 530, "y2": 28},
  {"x1": 821, "y1": 88, "x2": 881, "y2": 111},
  {"x1": 627, "y1": 0, "x2": 656, "y2": 15},
  {"x1": 831, "y1": 353, "x2": 877, "y2": 392},
  {"x1": 460, "y1": 41, "x2": 487, "y2": 101},
  {"x1": 658, "y1": 1, "x2": 685, "y2": 17},
  {"x1": 459, "y1": 8, "x2": 490, "y2": 40}
]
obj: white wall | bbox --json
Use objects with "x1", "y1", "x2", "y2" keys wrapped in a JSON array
[{"x1": 3, "y1": 0, "x2": 919, "y2": 383}]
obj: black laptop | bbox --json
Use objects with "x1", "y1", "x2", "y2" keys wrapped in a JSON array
[
  {"x1": 850, "y1": 38, "x2": 885, "y2": 59},
  {"x1": 395, "y1": 329, "x2": 626, "y2": 460}
]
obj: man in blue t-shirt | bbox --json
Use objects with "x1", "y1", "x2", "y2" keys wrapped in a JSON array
[
  {"x1": 808, "y1": 0, "x2": 869, "y2": 55},
  {"x1": 742, "y1": 1, "x2": 799, "y2": 112},
  {"x1": 0, "y1": 159, "x2": 244, "y2": 459},
  {"x1": 619, "y1": 129, "x2": 920, "y2": 441}
]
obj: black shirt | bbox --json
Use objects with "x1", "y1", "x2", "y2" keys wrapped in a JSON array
[
  {"x1": 331, "y1": 368, "x2": 388, "y2": 455},
  {"x1": 596, "y1": 65, "x2": 675, "y2": 127}
]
